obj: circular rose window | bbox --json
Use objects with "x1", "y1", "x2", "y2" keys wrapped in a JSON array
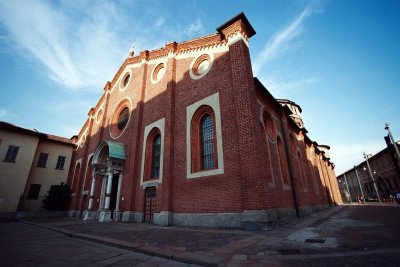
[
  {"x1": 189, "y1": 53, "x2": 213, "y2": 80},
  {"x1": 117, "y1": 107, "x2": 129, "y2": 131},
  {"x1": 110, "y1": 99, "x2": 132, "y2": 139}
]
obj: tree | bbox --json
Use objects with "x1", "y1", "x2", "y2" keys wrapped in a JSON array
[{"x1": 42, "y1": 182, "x2": 71, "y2": 211}]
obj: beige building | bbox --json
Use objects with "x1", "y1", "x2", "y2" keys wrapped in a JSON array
[
  {"x1": 0, "y1": 121, "x2": 75, "y2": 216},
  {"x1": 337, "y1": 137, "x2": 400, "y2": 202}
]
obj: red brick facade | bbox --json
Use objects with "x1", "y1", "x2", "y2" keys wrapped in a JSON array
[{"x1": 67, "y1": 13, "x2": 341, "y2": 228}]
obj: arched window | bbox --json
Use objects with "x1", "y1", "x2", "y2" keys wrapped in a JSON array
[
  {"x1": 277, "y1": 137, "x2": 290, "y2": 185},
  {"x1": 200, "y1": 115, "x2": 215, "y2": 170},
  {"x1": 263, "y1": 110, "x2": 275, "y2": 140},
  {"x1": 191, "y1": 105, "x2": 217, "y2": 172},
  {"x1": 144, "y1": 128, "x2": 162, "y2": 181},
  {"x1": 151, "y1": 134, "x2": 161, "y2": 179},
  {"x1": 298, "y1": 151, "x2": 308, "y2": 190}
]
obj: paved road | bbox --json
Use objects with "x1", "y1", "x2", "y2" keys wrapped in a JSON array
[
  {"x1": 0, "y1": 221, "x2": 201, "y2": 267},
  {"x1": 2, "y1": 204, "x2": 400, "y2": 266}
]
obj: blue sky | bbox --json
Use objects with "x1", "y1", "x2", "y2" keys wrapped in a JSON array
[{"x1": 0, "y1": 0, "x2": 399, "y2": 174}]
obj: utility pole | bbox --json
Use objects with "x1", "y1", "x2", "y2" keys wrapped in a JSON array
[
  {"x1": 363, "y1": 152, "x2": 381, "y2": 204},
  {"x1": 343, "y1": 173, "x2": 352, "y2": 203},
  {"x1": 385, "y1": 123, "x2": 400, "y2": 162},
  {"x1": 354, "y1": 167, "x2": 365, "y2": 202}
]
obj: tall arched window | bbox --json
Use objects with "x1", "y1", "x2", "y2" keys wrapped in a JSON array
[
  {"x1": 277, "y1": 136, "x2": 290, "y2": 185},
  {"x1": 191, "y1": 105, "x2": 217, "y2": 172},
  {"x1": 200, "y1": 115, "x2": 215, "y2": 170},
  {"x1": 151, "y1": 134, "x2": 161, "y2": 179},
  {"x1": 144, "y1": 128, "x2": 162, "y2": 181}
]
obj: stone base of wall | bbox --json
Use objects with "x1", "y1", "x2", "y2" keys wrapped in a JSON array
[
  {"x1": 65, "y1": 204, "x2": 333, "y2": 230},
  {"x1": 68, "y1": 210, "x2": 81, "y2": 218},
  {"x1": 298, "y1": 204, "x2": 331, "y2": 217},
  {"x1": 154, "y1": 211, "x2": 173, "y2": 226},
  {"x1": 98, "y1": 210, "x2": 112, "y2": 222},
  {"x1": 114, "y1": 211, "x2": 123, "y2": 222},
  {"x1": 82, "y1": 210, "x2": 97, "y2": 220},
  {"x1": 122, "y1": 211, "x2": 143, "y2": 223}
]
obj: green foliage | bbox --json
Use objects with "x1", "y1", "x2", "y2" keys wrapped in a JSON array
[{"x1": 42, "y1": 182, "x2": 71, "y2": 211}]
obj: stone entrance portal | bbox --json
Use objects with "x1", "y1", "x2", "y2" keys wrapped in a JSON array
[{"x1": 82, "y1": 141, "x2": 125, "y2": 222}]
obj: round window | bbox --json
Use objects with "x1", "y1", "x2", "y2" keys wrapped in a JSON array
[
  {"x1": 120, "y1": 72, "x2": 131, "y2": 90},
  {"x1": 110, "y1": 98, "x2": 132, "y2": 139},
  {"x1": 189, "y1": 54, "x2": 213, "y2": 80},
  {"x1": 123, "y1": 74, "x2": 130, "y2": 87},
  {"x1": 151, "y1": 63, "x2": 165, "y2": 83}
]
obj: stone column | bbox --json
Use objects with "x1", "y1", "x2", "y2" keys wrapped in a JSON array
[
  {"x1": 88, "y1": 172, "x2": 97, "y2": 210},
  {"x1": 115, "y1": 172, "x2": 123, "y2": 212},
  {"x1": 104, "y1": 171, "x2": 113, "y2": 210},
  {"x1": 99, "y1": 176, "x2": 107, "y2": 210}
]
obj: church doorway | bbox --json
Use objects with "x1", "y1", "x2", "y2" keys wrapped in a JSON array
[
  {"x1": 109, "y1": 173, "x2": 119, "y2": 219},
  {"x1": 144, "y1": 187, "x2": 156, "y2": 223}
]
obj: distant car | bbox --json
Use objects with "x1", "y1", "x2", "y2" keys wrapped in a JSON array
[{"x1": 366, "y1": 196, "x2": 378, "y2": 202}]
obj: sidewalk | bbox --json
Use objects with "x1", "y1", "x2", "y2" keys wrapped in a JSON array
[{"x1": 19, "y1": 204, "x2": 400, "y2": 267}]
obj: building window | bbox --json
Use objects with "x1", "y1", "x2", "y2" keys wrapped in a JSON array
[
  {"x1": 56, "y1": 156, "x2": 66, "y2": 169},
  {"x1": 151, "y1": 134, "x2": 161, "y2": 179},
  {"x1": 262, "y1": 110, "x2": 275, "y2": 140},
  {"x1": 119, "y1": 71, "x2": 131, "y2": 91},
  {"x1": 191, "y1": 106, "x2": 217, "y2": 172},
  {"x1": 37, "y1": 153, "x2": 48, "y2": 168},
  {"x1": 200, "y1": 115, "x2": 215, "y2": 170},
  {"x1": 110, "y1": 98, "x2": 132, "y2": 139},
  {"x1": 277, "y1": 137, "x2": 290, "y2": 185},
  {"x1": 27, "y1": 184, "x2": 41, "y2": 199},
  {"x1": 117, "y1": 107, "x2": 129, "y2": 131},
  {"x1": 189, "y1": 53, "x2": 214, "y2": 80},
  {"x1": 141, "y1": 118, "x2": 165, "y2": 185},
  {"x1": 151, "y1": 63, "x2": 166, "y2": 84},
  {"x1": 144, "y1": 129, "x2": 162, "y2": 181},
  {"x1": 4, "y1": 145, "x2": 19, "y2": 162},
  {"x1": 186, "y1": 93, "x2": 224, "y2": 179}
]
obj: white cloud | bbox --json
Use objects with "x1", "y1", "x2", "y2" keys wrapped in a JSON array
[
  {"x1": 155, "y1": 18, "x2": 165, "y2": 28},
  {"x1": 0, "y1": 0, "x2": 128, "y2": 91},
  {"x1": 185, "y1": 19, "x2": 205, "y2": 37},
  {"x1": 260, "y1": 73, "x2": 319, "y2": 96},
  {"x1": 0, "y1": 108, "x2": 7, "y2": 117},
  {"x1": 253, "y1": 1, "x2": 322, "y2": 74}
]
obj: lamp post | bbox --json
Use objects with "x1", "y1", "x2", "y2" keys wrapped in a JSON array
[
  {"x1": 343, "y1": 174, "x2": 352, "y2": 203},
  {"x1": 385, "y1": 123, "x2": 400, "y2": 162},
  {"x1": 363, "y1": 152, "x2": 381, "y2": 204},
  {"x1": 354, "y1": 167, "x2": 365, "y2": 202}
]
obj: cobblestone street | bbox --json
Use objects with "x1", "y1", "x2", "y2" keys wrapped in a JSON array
[{"x1": 1, "y1": 204, "x2": 400, "y2": 266}]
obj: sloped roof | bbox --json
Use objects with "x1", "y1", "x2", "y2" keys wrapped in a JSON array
[{"x1": 0, "y1": 121, "x2": 75, "y2": 146}]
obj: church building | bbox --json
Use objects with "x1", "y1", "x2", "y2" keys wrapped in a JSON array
[{"x1": 67, "y1": 13, "x2": 341, "y2": 229}]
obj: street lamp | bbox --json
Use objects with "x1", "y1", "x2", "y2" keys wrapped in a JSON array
[
  {"x1": 363, "y1": 152, "x2": 381, "y2": 203},
  {"x1": 385, "y1": 123, "x2": 400, "y2": 161},
  {"x1": 343, "y1": 174, "x2": 352, "y2": 203},
  {"x1": 354, "y1": 167, "x2": 366, "y2": 202}
]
